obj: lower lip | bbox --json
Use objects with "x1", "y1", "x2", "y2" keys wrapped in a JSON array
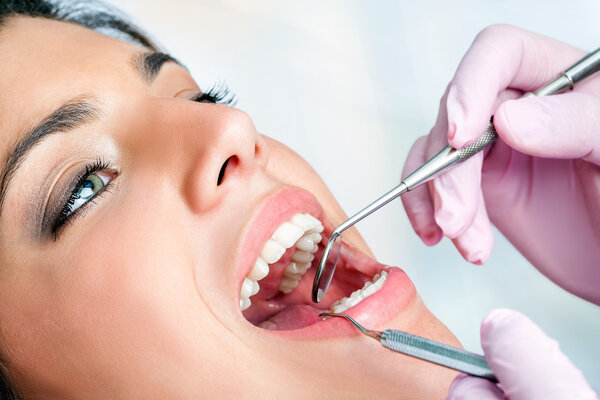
[{"x1": 258, "y1": 267, "x2": 416, "y2": 339}]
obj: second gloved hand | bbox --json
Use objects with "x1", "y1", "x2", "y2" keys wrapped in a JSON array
[
  {"x1": 445, "y1": 309, "x2": 598, "y2": 400},
  {"x1": 401, "y1": 25, "x2": 600, "y2": 305}
]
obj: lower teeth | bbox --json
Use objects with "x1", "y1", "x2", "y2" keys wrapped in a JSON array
[{"x1": 329, "y1": 270, "x2": 388, "y2": 313}]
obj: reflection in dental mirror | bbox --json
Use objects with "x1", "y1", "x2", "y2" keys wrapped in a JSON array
[{"x1": 313, "y1": 232, "x2": 342, "y2": 303}]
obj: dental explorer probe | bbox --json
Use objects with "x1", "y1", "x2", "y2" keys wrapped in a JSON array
[
  {"x1": 312, "y1": 47, "x2": 600, "y2": 303},
  {"x1": 320, "y1": 313, "x2": 497, "y2": 382}
]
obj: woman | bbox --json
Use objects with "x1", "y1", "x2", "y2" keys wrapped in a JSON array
[{"x1": 0, "y1": 1, "x2": 459, "y2": 398}]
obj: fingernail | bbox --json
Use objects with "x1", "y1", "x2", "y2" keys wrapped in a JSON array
[
  {"x1": 468, "y1": 253, "x2": 484, "y2": 265},
  {"x1": 448, "y1": 121, "x2": 457, "y2": 141},
  {"x1": 421, "y1": 227, "x2": 442, "y2": 246},
  {"x1": 464, "y1": 246, "x2": 483, "y2": 264},
  {"x1": 446, "y1": 87, "x2": 466, "y2": 147}
]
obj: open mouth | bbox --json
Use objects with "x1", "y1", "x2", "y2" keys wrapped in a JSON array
[{"x1": 240, "y1": 210, "x2": 391, "y2": 331}]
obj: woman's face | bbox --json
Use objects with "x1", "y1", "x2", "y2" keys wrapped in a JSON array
[{"x1": 0, "y1": 17, "x2": 458, "y2": 399}]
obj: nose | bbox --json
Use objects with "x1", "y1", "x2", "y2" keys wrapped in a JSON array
[
  {"x1": 136, "y1": 99, "x2": 268, "y2": 214},
  {"x1": 182, "y1": 104, "x2": 268, "y2": 213}
]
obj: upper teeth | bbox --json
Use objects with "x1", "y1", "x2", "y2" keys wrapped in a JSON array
[
  {"x1": 240, "y1": 213, "x2": 324, "y2": 311},
  {"x1": 329, "y1": 270, "x2": 388, "y2": 313}
]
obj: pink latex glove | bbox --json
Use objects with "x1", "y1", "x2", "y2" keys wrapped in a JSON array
[
  {"x1": 401, "y1": 24, "x2": 600, "y2": 305},
  {"x1": 446, "y1": 309, "x2": 598, "y2": 400}
]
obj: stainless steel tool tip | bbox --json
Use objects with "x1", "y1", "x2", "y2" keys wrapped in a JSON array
[{"x1": 319, "y1": 312, "x2": 382, "y2": 340}]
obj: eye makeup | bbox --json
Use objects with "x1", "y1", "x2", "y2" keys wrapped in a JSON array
[{"x1": 41, "y1": 158, "x2": 118, "y2": 240}]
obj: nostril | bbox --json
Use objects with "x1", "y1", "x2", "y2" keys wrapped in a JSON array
[
  {"x1": 217, "y1": 159, "x2": 229, "y2": 186},
  {"x1": 217, "y1": 156, "x2": 238, "y2": 186}
]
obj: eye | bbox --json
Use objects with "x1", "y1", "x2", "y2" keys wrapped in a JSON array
[
  {"x1": 51, "y1": 160, "x2": 117, "y2": 237},
  {"x1": 68, "y1": 173, "x2": 111, "y2": 216}
]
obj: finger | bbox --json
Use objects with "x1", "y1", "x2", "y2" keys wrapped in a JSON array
[
  {"x1": 401, "y1": 136, "x2": 443, "y2": 245},
  {"x1": 451, "y1": 191, "x2": 494, "y2": 264},
  {"x1": 445, "y1": 374, "x2": 504, "y2": 400},
  {"x1": 431, "y1": 153, "x2": 482, "y2": 239},
  {"x1": 494, "y1": 93, "x2": 600, "y2": 165},
  {"x1": 425, "y1": 85, "x2": 481, "y2": 241},
  {"x1": 433, "y1": 89, "x2": 520, "y2": 245},
  {"x1": 446, "y1": 24, "x2": 585, "y2": 148},
  {"x1": 481, "y1": 309, "x2": 598, "y2": 400}
]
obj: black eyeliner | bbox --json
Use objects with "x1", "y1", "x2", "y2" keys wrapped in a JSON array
[{"x1": 49, "y1": 159, "x2": 113, "y2": 240}]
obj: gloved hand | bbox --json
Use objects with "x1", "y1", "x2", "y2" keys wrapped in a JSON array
[
  {"x1": 445, "y1": 309, "x2": 598, "y2": 400},
  {"x1": 401, "y1": 24, "x2": 600, "y2": 305}
]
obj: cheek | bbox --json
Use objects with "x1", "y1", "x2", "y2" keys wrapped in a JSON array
[
  {"x1": 59, "y1": 198, "x2": 211, "y2": 366},
  {"x1": 263, "y1": 137, "x2": 324, "y2": 189},
  {"x1": 263, "y1": 136, "x2": 344, "y2": 220},
  {"x1": 0, "y1": 197, "x2": 212, "y2": 391}
]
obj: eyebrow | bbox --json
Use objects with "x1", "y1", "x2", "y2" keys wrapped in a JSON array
[
  {"x1": 0, "y1": 51, "x2": 180, "y2": 218},
  {"x1": 0, "y1": 98, "x2": 100, "y2": 216},
  {"x1": 132, "y1": 51, "x2": 183, "y2": 83}
]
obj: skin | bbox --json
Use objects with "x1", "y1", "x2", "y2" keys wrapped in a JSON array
[{"x1": 0, "y1": 17, "x2": 458, "y2": 399}]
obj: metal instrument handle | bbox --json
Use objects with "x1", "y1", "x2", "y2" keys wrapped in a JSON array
[
  {"x1": 455, "y1": 122, "x2": 498, "y2": 160},
  {"x1": 381, "y1": 329, "x2": 497, "y2": 382}
]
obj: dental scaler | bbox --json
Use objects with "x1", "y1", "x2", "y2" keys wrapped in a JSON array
[
  {"x1": 320, "y1": 313, "x2": 497, "y2": 382},
  {"x1": 312, "y1": 47, "x2": 600, "y2": 303}
]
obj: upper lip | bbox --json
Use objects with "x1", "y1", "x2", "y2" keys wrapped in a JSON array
[{"x1": 234, "y1": 187, "x2": 329, "y2": 297}]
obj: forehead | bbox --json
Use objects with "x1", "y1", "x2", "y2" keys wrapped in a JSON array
[{"x1": 0, "y1": 17, "x2": 142, "y2": 150}]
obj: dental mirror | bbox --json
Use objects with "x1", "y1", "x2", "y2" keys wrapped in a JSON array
[{"x1": 311, "y1": 233, "x2": 342, "y2": 303}]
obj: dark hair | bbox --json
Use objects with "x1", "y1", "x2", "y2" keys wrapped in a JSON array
[{"x1": 0, "y1": 1, "x2": 156, "y2": 398}]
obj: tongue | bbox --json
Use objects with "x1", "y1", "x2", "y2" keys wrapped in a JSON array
[{"x1": 259, "y1": 304, "x2": 324, "y2": 330}]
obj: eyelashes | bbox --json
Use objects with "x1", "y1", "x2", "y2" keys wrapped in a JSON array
[
  {"x1": 51, "y1": 159, "x2": 116, "y2": 240},
  {"x1": 194, "y1": 82, "x2": 237, "y2": 106}
]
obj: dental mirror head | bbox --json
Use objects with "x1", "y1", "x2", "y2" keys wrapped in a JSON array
[{"x1": 312, "y1": 233, "x2": 342, "y2": 303}]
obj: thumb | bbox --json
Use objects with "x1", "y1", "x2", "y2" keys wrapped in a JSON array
[
  {"x1": 494, "y1": 93, "x2": 600, "y2": 165},
  {"x1": 481, "y1": 308, "x2": 598, "y2": 400}
]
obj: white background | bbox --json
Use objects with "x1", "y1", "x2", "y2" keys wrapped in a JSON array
[{"x1": 106, "y1": 0, "x2": 600, "y2": 389}]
